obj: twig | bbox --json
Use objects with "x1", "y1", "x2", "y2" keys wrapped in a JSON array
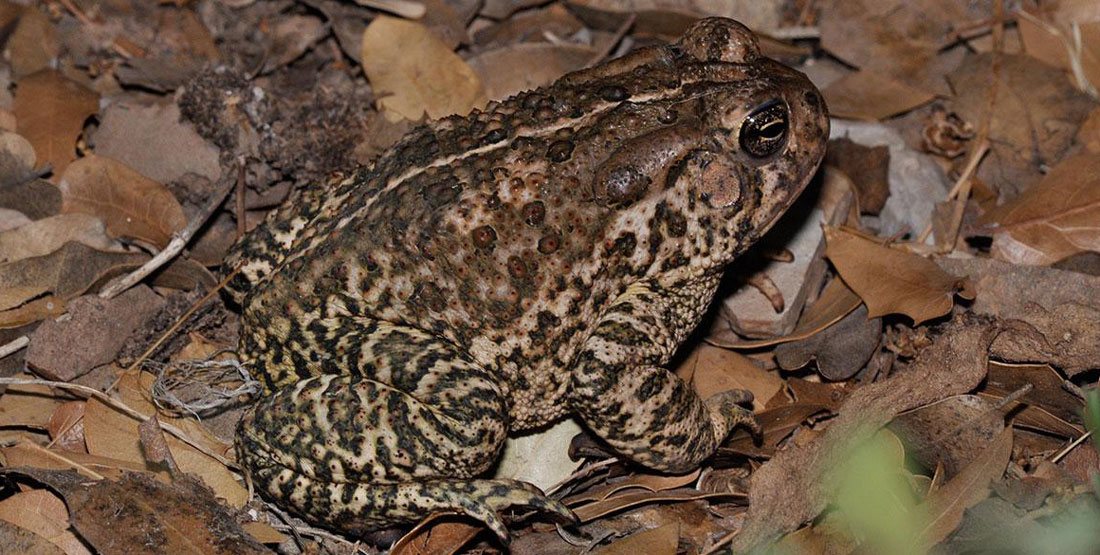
[
  {"x1": 18, "y1": 439, "x2": 106, "y2": 480},
  {"x1": 917, "y1": 1, "x2": 1003, "y2": 248},
  {"x1": 0, "y1": 336, "x2": 28, "y2": 360},
  {"x1": 0, "y1": 378, "x2": 236, "y2": 470},
  {"x1": 586, "y1": 14, "x2": 636, "y2": 68},
  {"x1": 123, "y1": 269, "x2": 240, "y2": 376},
  {"x1": 99, "y1": 174, "x2": 236, "y2": 299},
  {"x1": 1050, "y1": 431, "x2": 1092, "y2": 464},
  {"x1": 57, "y1": 0, "x2": 94, "y2": 26}
]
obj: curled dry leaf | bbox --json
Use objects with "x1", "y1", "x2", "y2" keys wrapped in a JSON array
[
  {"x1": 824, "y1": 226, "x2": 974, "y2": 324},
  {"x1": 12, "y1": 70, "x2": 98, "y2": 178},
  {"x1": 978, "y1": 154, "x2": 1100, "y2": 265},
  {"x1": 361, "y1": 16, "x2": 488, "y2": 121},
  {"x1": 58, "y1": 155, "x2": 186, "y2": 249}
]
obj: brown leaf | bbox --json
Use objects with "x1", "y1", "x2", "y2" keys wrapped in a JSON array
[
  {"x1": 591, "y1": 522, "x2": 679, "y2": 555},
  {"x1": 12, "y1": 70, "x2": 98, "y2": 178},
  {"x1": 0, "y1": 296, "x2": 66, "y2": 329},
  {"x1": 58, "y1": 155, "x2": 186, "y2": 249},
  {"x1": 821, "y1": 69, "x2": 935, "y2": 121},
  {"x1": 818, "y1": 0, "x2": 970, "y2": 95},
  {"x1": 92, "y1": 101, "x2": 222, "y2": 185},
  {"x1": 979, "y1": 154, "x2": 1100, "y2": 265},
  {"x1": 947, "y1": 53, "x2": 1096, "y2": 197},
  {"x1": 564, "y1": 469, "x2": 701, "y2": 505},
  {"x1": 676, "y1": 344, "x2": 782, "y2": 412},
  {"x1": 913, "y1": 427, "x2": 1013, "y2": 550},
  {"x1": 824, "y1": 226, "x2": 974, "y2": 324},
  {"x1": 719, "y1": 403, "x2": 830, "y2": 458},
  {"x1": 392, "y1": 517, "x2": 481, "y2": 555},
  {"x1": 823, "y1": 138, "x2": 890, "y2": 214},
  {"x1": 0, "y1": 374, "x2": 66, "y2": 429},
  {"x1": 0, "y1": 242, "x2": 147, "y2": 311},
  {"x1": 0, "y1": 489, "x2": 91, "y2": 555},
  {"x1": 82, "y1": 370, "x2": 248, "y2": 507},
  {"x1": 890, "y1": 395, "x2": 1005, "y2": 479},
  {"x1": 0, "y1": 213, "x2": 120, "y2": 264},
  {"x1": 467, "y1": 43, "x2": 595, "y2": 101},
  {"x1": 361, "y1": 16, "x2": 488, "y2": 121},
  {"x1": 7, "y1": 6, "x2": 61, "y2": 78},
  {"x1": 0, "y1": 178, "x2": 62, "y2": 220},
  {"x1": 774, "y1": 304, "x2": 881, "y2": 380},
  {"x1": 572, "y1": 489, "x2": 739, "y2": 522}
]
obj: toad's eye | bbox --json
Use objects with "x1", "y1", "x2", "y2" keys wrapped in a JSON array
[{"x1": 739, "y1": 101, "x2": 789, "y2": 158}]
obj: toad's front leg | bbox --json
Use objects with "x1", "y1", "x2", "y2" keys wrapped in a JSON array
[
  {"x1": 236, "y1": 321, "x2": 574, "y2": 541},
  {"x1": 569, "y1": 278, "x2": 761, "y2": 472}
]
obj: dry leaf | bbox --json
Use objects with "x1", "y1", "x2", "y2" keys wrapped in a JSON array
[
  {"x1": 676, "y1": 344, "x2": 782, "y2": 412},
  {"x1": 913, "y1": 426, "x2": 1013, "y2": 550},
  {"x1": 824, "y1": 226, "x2": 974, "y2": 324},
  {"x1": 392, "y1": 517, "x2": 481, "y2": 555},
  {"x1": 12, "y1": 70, "x2": 98, "y2": 178},
  {"x1": 7, "y1": 6, "x2": 61, "y2": 77},
  {"x1": 467, "y1": 43, "x2": 595, "y2": 101},
  {"x1": 947, "y1": 53, "x2": 1096, "y2": 197},
  {"x1": 82, "y1": 370, "x2": 248, "y2": 507},
  {"x1": 58, "y1": 155, "x2": 186, "y2": 249},
  {"x1": 591, "y1": 522, "x2": 679, "y2": 555},
  {"x1": 0, "y1": 489, "x2": 91, "y2": 555},
  {"x1": 0, "y1": 296, "x2": 66, "y2": 328},
  {"x1": 93, "y1": 101, "x2": 222, "y2": 185},
  {"x1": 0, "y1": 128, "x2": 36, "y2": 171},
  {"x1": 361, "y1": 16, "x2": 488, "y2": 121},
  {"x1": 0, "y1": 213, "x2": 120, "y2": 264},
  {"x1": 0, "y1": 374, "x2": 66, "y2": 429},
  {"x1": 822, "y1": 69, "x2": 935, "y2": 120},
  {"x1": 0, "y1": 242, "x2": 146, "y2": 311},
  {"x1": 979, "y1": 154, "x2": 1100, "y2": 265},
  {"x1": 774, "y1": 304, "x2": 880, "y2": 380}
]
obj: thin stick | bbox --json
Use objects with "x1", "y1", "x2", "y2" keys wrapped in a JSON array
[
  {"x1": 586, "y1": 14, "x2": 636, "y2": 68},
  {"x1": 124, "y1": 269, "x2": 240, "y2": 375},
  {"x1": 0, "y1": 378, "x2": 236, "y2": 469},
  {"x1": 1050, "y1": 431, "x2": 1092, "y2": 464},
  {"x1": 99, "y1": 175, "x2": 236, "y2": 299},
  {"x1": 0, "y1": 336, "x2": 28, "y2": 360},
  {"x1": 18, "y1": 439, "x2": 106, "y2": 481}
]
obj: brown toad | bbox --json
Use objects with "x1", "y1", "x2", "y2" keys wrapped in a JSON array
[{"x1": 224, "y1": 17, "x2": 828, "y2": 541}]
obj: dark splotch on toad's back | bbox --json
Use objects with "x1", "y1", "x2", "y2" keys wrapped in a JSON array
[{"x1": 225, "y1": 18, "x2": 828, "y2": 431}]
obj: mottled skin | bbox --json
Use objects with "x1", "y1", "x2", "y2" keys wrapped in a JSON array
[{"x1": 224, "y1": 18, "x2": 828, "y2": 541}]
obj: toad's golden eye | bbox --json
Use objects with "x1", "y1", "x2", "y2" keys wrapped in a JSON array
[{"x1": 739, "y1": 100, "x2": 789, "y2": 158}]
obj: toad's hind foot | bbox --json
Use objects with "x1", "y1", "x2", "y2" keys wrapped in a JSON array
[
  {"x1": 416, "y1": 479, "x2": 578, "y2": 542},
  {"x1": 705, "y1": 389, "x2": 762, "y2": 440}
]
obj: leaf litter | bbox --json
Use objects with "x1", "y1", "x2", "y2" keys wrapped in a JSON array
[{"x1": 1, "y1": 0, "x2": 1100, "y2": 554}]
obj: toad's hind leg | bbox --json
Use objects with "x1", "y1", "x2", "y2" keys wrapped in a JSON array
[
  {"x1": 569, "y1": 279, "x2": 761, "y2": 473},
  {"x1": 237, "y1": 322, "x2": 573, "y2": 541}
]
